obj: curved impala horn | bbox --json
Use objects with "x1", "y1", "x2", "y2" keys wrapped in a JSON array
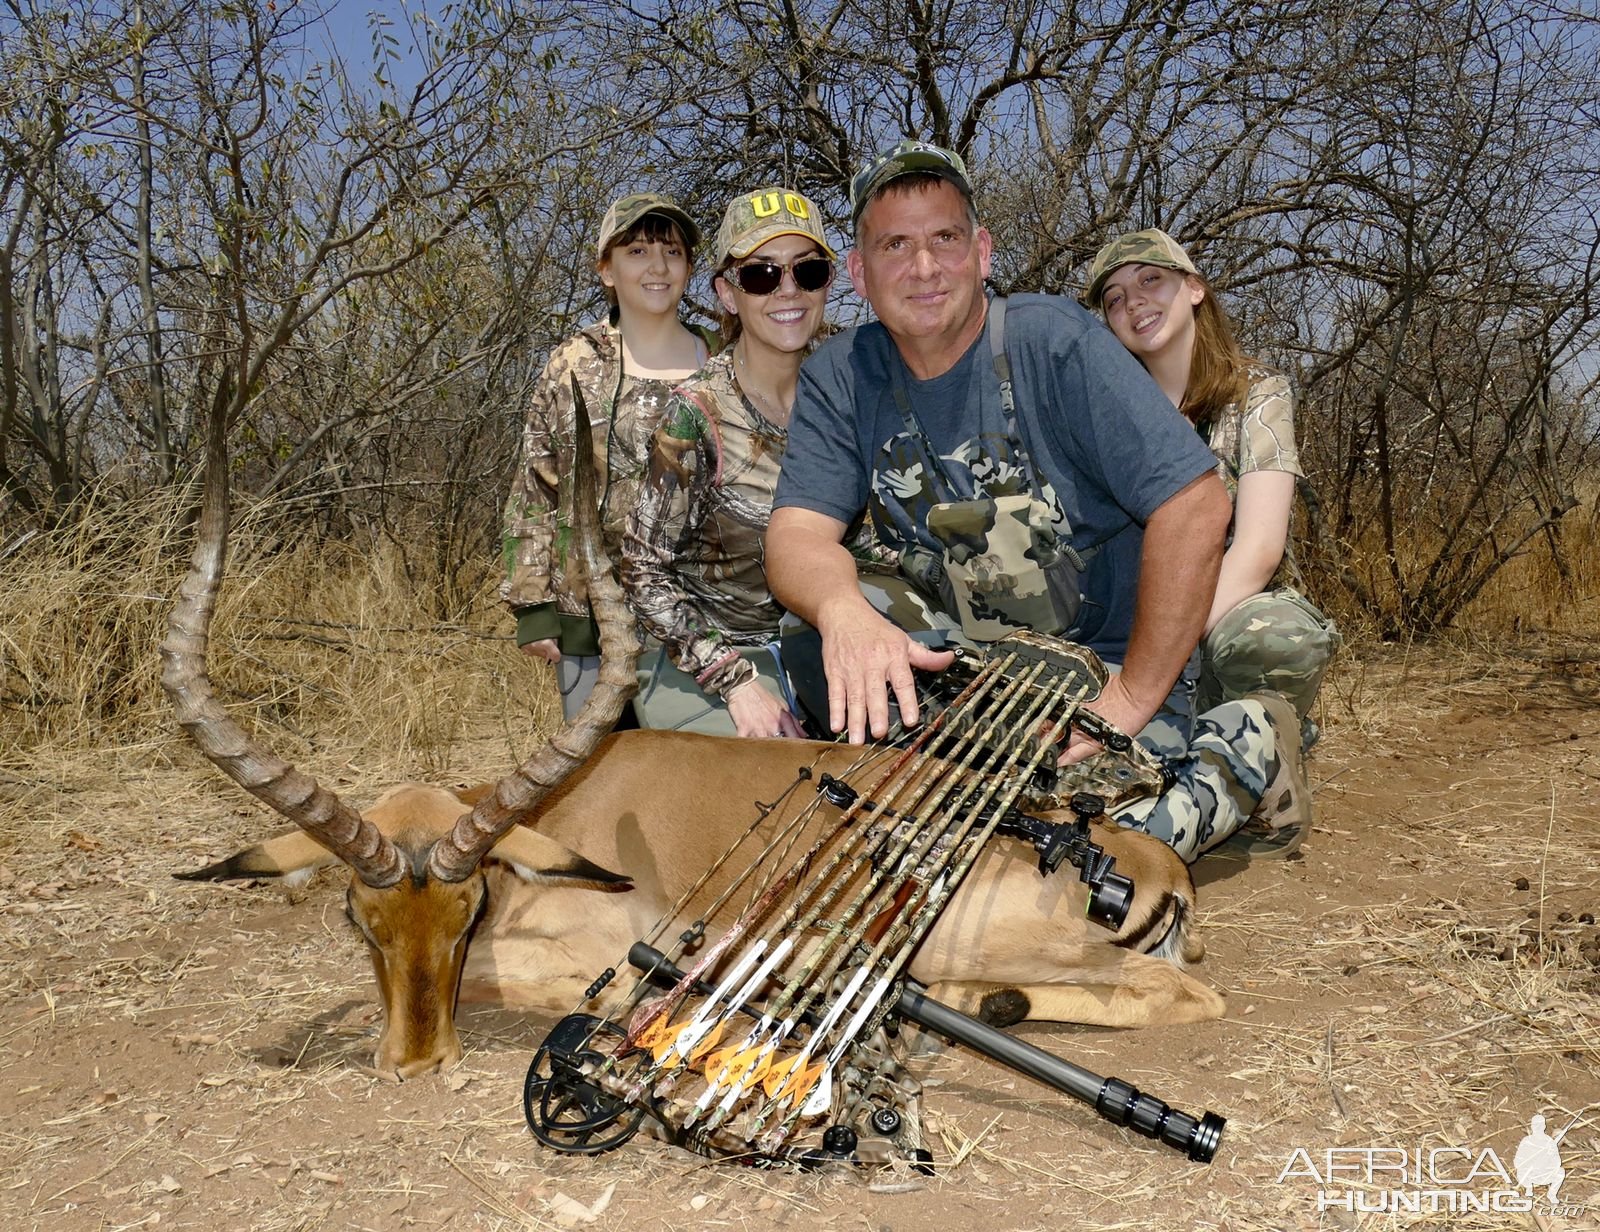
[
  {"x1": 427, "y1": 377, "x2": 640, "y2": 882},
  {"x1": 160, "y1": 385, "x2": 405, "y2": 888}
]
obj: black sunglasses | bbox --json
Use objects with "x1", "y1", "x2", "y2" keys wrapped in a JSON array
[{"x1": 724, "y1": 257, "x2": 833, "y2": 296}]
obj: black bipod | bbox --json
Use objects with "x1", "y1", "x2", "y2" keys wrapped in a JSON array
[
  {"x1": 814, "y1": 775, "x2": 1134, "y2": 931},
  {"x1": 894, "y1": 983, "x2": 1225, "y2": 1164}
]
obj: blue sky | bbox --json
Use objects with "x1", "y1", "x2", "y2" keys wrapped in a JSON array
[{"x1": 310, "y1": 0, "x2": 428, "y2": 94}]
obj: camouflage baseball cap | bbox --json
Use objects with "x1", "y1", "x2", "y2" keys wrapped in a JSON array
[
  {"x1": 1085, "y1": 228, "x2": 1199, "y2": 306},
  {"x1": 849, "y1": 139, "x2": 973, "y2": 229},
  {"x1": 712, "y1": 187, "x2": 836, "y2": 266},
  {"x1": 595, "y1": 193, "x2": 700, "y2": 261}
]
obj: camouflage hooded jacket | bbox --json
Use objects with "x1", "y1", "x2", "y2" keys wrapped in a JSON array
[{"x1": 499, "y1": 318, "x2": 715, "y2": 655}]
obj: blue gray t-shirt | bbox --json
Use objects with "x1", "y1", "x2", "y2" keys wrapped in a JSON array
[{"x1": 773, "y1": 293, "x2": 1217, "y2": 662}]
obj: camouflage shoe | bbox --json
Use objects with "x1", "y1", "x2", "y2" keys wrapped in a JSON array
[
  {"x1": 1250, "y1": 691, "x2": 1311, "y2": 827},
  {"x1": 1215, "y1": 820, "x2": 1306, "y2": 860}
]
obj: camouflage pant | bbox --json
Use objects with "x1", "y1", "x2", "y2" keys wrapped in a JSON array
[
  {"x1": 633, "y1": 644, "x2": 801, "y2": 737},
  {"x1": 1113, "y1": 691, "x2": 1286, "y2": 863},
  {"x1": 1196, "y1": 588, "x2": 1340, "y2": 726},
  {"x1": 555, "y1": 653, "x2": 641, "y2": 728}
]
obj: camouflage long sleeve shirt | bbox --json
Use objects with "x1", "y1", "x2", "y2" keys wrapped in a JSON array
[
  {"x1": 500, "y1": 320, "x2": 702, "y2": 654},
  {"x1": 1198, "y1": 366, "x2": 1305, "y2": 589},
  {"x1": 620, "y1": 355, "x2": 786, "y2": 699},
  {"x1": 622, "y1": 353, "x2": 896, "y2": 701}
]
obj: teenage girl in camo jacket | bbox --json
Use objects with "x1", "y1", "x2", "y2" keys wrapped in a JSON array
[{"x1": 501, "y1": 193, "x2": 719, "y2": 722}]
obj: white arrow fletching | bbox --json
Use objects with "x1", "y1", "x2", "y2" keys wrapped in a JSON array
[
  {"x1": 666, "y1": 938, "x2": 776, "y2": 1063},
  {"x1": 799, "y1": 1065, "x2": 833, "y2": 1117},
  {"x1": 824, "y1": 975, "x2": 893, "y2": 1067}
]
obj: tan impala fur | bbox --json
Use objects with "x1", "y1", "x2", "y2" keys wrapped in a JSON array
[{"x1": 184, "y1": 729, "x2": 1226, "y2": 1078}]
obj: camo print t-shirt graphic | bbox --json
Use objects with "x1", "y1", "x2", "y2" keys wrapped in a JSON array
[
  {"x1": 868, "y1": 430, "x2": 1068, "y2": 559},
  {"x1": 870, "y1": 430, "x2": 1079, "y2": 637}
]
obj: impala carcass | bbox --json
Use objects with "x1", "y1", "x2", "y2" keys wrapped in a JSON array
[{"x1": 163, "y1": 389, "x2": 1225, "y2": 1097}]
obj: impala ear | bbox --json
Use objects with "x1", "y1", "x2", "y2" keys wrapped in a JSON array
[
  {"x1": 488, "y1": 826, "x2": 633, "y2": 892},
  {"x1": 176, "y1": 829, "x2": 339, "y2": 887}
]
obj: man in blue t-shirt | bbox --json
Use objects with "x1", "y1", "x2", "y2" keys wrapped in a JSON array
[{"x1": 766, "y1": 139, "x2": 1311, "y2": 861}]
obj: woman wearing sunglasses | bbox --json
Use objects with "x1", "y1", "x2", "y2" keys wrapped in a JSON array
[
  {"x1": 622, "y1": 187, "x2": 841, "y2": 737},
  {"x1": 1087, "y1": 229, "x2": 1338, "y2": 761},
  {"x1": 502, "y1": 193, "x2": 717, "y2": 723}
]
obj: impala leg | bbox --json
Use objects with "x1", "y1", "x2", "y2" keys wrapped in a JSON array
[{"x1": 921, "y1": 952, "x2": 1226, "y2": 1030}]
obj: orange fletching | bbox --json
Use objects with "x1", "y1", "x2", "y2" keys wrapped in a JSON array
[
  {"x1": 641, "y1": 1016, "x2": 693, "y2": 1064},
  {"x1": 761, "y1": 1051, "x2": 806, "y2": 1099},
  {"x1": 685, "y1": 1021, "x2": 726, "y2": 1065},
  {"x1": 704, "y1": 1040, "x2": 770, "y2": 1098},
  {"x1": 773, "y1": 1058, "x2": 822, "y2": 1105}
]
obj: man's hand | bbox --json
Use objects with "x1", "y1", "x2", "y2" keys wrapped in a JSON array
[
  {"x1": 766, "y1": 506, "x2": 953, "y2": 741},
  {"x1": 521, "y1": 638, "x2": 561, "y2": 664},
  {"x1": 725, "y1": 678, "x2": 806, "y2": 740},
  {"x1": 819, "y1": 600, "x2": 954, "y2": 742},
  {"x1": 1058, "y1": 675, "x2": 1158, "y2": 765}
]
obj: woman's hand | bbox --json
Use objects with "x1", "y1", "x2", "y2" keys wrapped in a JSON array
[
  {"x1": 725, "y1": 677, "x2": 806, "y2": 739},
  {"x1": 521, "y1": 638, "x2": 561, "y2": 664}
]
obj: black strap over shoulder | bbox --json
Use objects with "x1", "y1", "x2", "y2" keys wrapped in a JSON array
[
  {"x1": 985, "y1": 296, "x2": 1037, "y2": 486},
  {"x1": 989, "y1": 294, "x2": 1015, "y2": 414},
  {"x1": 987, "y1": 297, "x2": 1087, "y2": 571},
  {"x1": 884, "y1": 295, "x2": 1089, "y2": 569}
]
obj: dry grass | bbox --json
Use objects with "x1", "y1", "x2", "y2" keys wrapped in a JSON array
[
  {"x1": 5, "y1": 487, "x2": 1594, "y2": 769},
  {"x1": 1304, "y1": 493, "x2": 1600, "y2": 645},
  {"x1": 0, "y1": 492, "x2": 561, "y2": 782}
]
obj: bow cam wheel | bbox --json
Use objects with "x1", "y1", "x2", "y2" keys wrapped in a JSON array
[{"x1": 522, "y1": 1014, "x2": 644, "y2": 1155}]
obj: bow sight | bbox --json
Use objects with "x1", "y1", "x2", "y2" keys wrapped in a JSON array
[{"x1": 522, "y1": 631, "x2": 1225, "y2": 1171}]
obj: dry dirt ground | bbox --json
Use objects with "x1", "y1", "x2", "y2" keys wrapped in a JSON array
[{"x1": 3, "y1": 642, "x2": 1598, "y2": 1232}]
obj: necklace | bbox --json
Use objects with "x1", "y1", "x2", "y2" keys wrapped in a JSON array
[{"x1": 735, "y1": 345, "x2": 790, "y2": 428}]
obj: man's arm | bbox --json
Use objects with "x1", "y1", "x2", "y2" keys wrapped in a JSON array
[
  {"x1": 766, "y1": 506, "x2": 953, "y2": 742},
  {"x1": 1063, "y1": 471, "x2": 1231, "y2": 763}
]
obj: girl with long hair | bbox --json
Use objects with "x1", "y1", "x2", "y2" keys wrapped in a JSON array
[
  {"x1": 1087, "y1": 229, "x2": 1338, "y2": 752},
  {"x1": 622, "y1": 187, "x2": 843, "y2": 737}
]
